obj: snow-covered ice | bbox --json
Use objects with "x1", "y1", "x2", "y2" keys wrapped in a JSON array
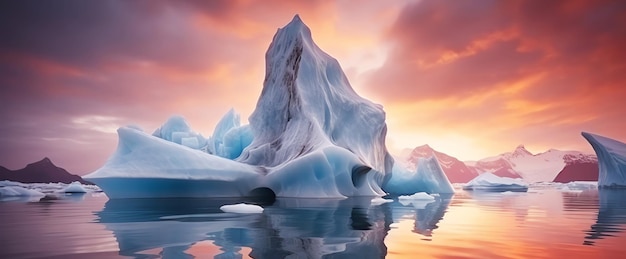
[
  {"x1": 398, "y1": 192, "x2": 436, "y2": 201},
  {"x1": 220, "y1": 203, "x2": 264, "y2": 213},
  {"x1": 397, "y1": 192, "x2": 436, "y2": 209},
  {"x1": 152, "y1": 115, "x2": 207, "y2": 150},
  {"x1": 370, "y1": 197, "x2": 393, "y2": 205},
  {"x1": 84, "y1": 15, "x2": 403, "y2": 199},
  {"x1": 463, "y1": 172, "x2": 528, "y2": 192},
  {"x1": 62, "y1": 181, "x2": 88, "y2": 193},
  {"x1": 0, "y1": 186, "x2": 45, "y2": 197},
  {"x1": 582, "y1": 132, "x2": 626, "y2": 187},
  {"x1": 384, "y1": 157, "x2": 454, "y2": 195}
]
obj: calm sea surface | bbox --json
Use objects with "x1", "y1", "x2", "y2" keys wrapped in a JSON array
[{"x1": 1, "y1": 186, "x2": 626, "y2": 258}]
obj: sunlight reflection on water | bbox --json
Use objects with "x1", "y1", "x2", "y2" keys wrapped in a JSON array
[{"x1": 1, "y1": 187, "x2": 626, "y2": 258}]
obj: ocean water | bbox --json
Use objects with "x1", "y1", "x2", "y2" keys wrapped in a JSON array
[{"x1": 1, "y1": 186, "x2": 626, "y2": 258}]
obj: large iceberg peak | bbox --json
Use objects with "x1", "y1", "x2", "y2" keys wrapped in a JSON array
[
  {"x1": 239, "y1": 15, "x2": 393, "y2": 184},
  {"x1": 84, "y1": 15, "x2": 402, "y2": 199},
  {"x1": 582, "y1": 132, "x2": 626, "y2": 187}
]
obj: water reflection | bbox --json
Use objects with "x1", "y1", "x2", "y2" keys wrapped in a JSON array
[
  {"x1": 584, "y1": 189, "x2": 626, "y2": 245},
  {"x1": 392, "y1": 194, "x2": 452, "y2": 238},
  {"x1": 95, "y1": 197, "x2": 397, "y2": 258}
]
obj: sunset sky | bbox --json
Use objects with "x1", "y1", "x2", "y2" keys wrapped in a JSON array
[{"x1": 1, "y1": 0, "x2": 625, "y2": 174}]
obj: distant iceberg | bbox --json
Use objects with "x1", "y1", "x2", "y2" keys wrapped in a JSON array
[
  {"x1": 85, "y1": 15, "x2": 398, "y2": 199},
  {"x1": 62, "y1": 181, "x2": 88, "y2": 193},
  {"x1": 384, "y1": 156, "x2": 454, "y2": 195},
  {"x1": 463, "y1": 172, "x2": 528, "y2": 192},
  {"x1": 582, "y1": 132, "x2": 626, "y2": 187},
  {"x1": 0, "y1": 186, "x2": 45, "y2": 200}
]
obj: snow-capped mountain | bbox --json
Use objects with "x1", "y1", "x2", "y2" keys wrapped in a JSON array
[
  {"x1": 474, "y1": 145, "x2": 596, "y2": 183},
  {"x1": 404, "y1": 145, "x2": 478, "y2": 183},
  {"x1": 552, "y1": 153, "x2": 598, "y2": 183}
]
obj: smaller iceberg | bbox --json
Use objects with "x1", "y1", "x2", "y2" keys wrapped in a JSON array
[
  {"x1": 220, "y1": 203, "x2": 264, "y2": 213},
  {"x1": 370, "y1": 197, "x2": 393, "y2": 205},
  {"x1": 397, "y1": 192, "x2": 437, "y2": 209},
  {"x1": 398, "y1": 192, "x2": 436, "y2": 201},
  {"x1": 582, "y1": 132, "x2": 626, "y2": 187},
  {"x1": 463, "y1": 172, "x2": 528, "y2": 192},
  {"x1": 384, "y1": 156, "x2": 454, "y2": 195},
  {"x1": 0, "y1": 186, "x2": 45, "y2": 198},
  {"x1": 62, "y1": 181, "x2": 88, "y2": 193}
]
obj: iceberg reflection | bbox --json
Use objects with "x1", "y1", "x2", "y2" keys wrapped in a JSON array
[
  {"x1": 95, "y1": 197, "x2": 393, "y2": 258},
  {"x1": 392, "y1": 194, "x2": 452, "y2": 238},
  {"x1": 584, "y1": 189, "x2": 626, "y2": 245}
]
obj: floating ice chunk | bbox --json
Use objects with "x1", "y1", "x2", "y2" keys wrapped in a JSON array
[
  {"x1": 370, "y1": 197, "x2": 393, "y2": 205},
  {"x1": 560, "y1": 186, "x2": 583, "y2": 193},
  {"x1": 0, "y1": 186, "x2": 45, "y2": 197},
  {"x1": 463, "y1": 172, "x2": 528, "y2": 192},
  {"x1": 0, "y1": 180, "x2": 26, "y2": 188},
  {"x1": 581, "y1": 132, "x2": 626, "y2": 187},
  {"x1": 398, "y1": 192, "x2": 435, "y2": 200},
  {"x1": 62, "y1": 181, "x2": 87, "y2": 193},
  {"x1": 566, "y1": 181, "x2": 597, "y2": 190},
  {"x1": 560, "y1": 181, "x2": 597, "y2": 193},
  {"x1": 220, "y1": 203, "x2": 263, "y2": 213},
  {"x1": 384, "y1": 157, "x2": 454, "y2": 195}
]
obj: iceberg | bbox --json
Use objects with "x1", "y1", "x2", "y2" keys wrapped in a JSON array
[
  {"x1": 0, "y1": 186, "x2": 45, "y2": 198},
  {"x1": 383, "y1": 157, "x2": 454, "y2": 195},
  {"x1": 84, "y1": 127, "x2": 262, "y2": 198},
  {"x1": 370, "y1": 197, "x2": 393, "y2": 205},
  {"x1": 398, "y1": 192, "x2": 436, "y2": 201},
  {"x1": 581, "y1": 132, "x2": 626, "y2": 187},
  {"x1": 61, "y1": 181, "x2": 88, "y2": 193},
  {"x1": 85, "y1": 15, "x2": 397, "y2": 199},
  {"x1": 463, "y1": 172, "x2": 528, "y2": 192},
  {"x1": 220, "y1": 203, "x2": 264, "y2": 214}
]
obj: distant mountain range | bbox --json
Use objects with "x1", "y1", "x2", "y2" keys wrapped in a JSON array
[
  {"x1": 0, "y1": 158, "x2": 93, "y2": 185},
  {"x1": 403, "y1": 145, "x2": 598, "y2": 183},
  {"x1": 2, "y1": 146, "x2": 598, "y2": 186}
]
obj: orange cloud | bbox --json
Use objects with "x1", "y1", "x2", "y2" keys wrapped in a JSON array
[
  {"x1": 1, "y1": 0, "x2": 623, "y2": 173},
  {"x1": 366, "y1": 0, "x2": 626, "y2": 159}
]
